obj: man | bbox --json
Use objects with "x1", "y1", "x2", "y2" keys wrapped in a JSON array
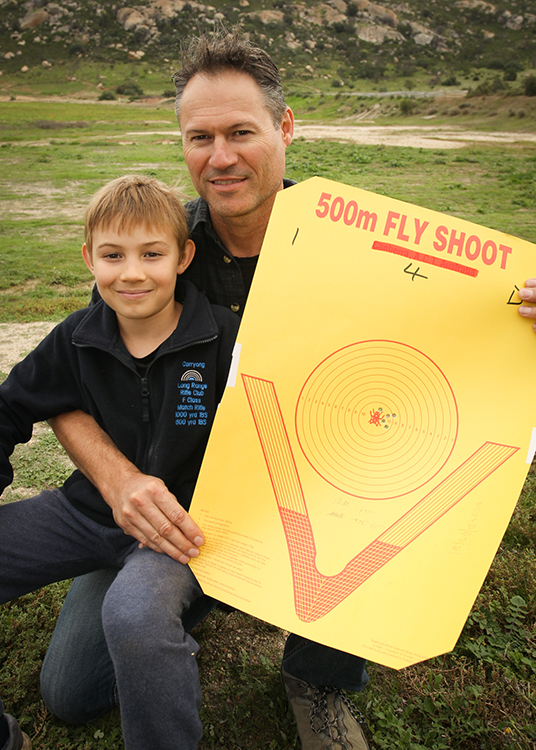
[{"x1": 30, "y1": 29, "x2": 536, "y2": 750}]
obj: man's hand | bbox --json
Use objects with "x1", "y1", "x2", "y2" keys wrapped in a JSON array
[
  {"x1": 108, "y1": 473, "x2": 204, "y2": 564},
  {"x1": 518, "y1": 279, "x2": 536, "y2": 330},
  {"x1": 49, "y1": 410, "x2": 204, "y2": 564}
]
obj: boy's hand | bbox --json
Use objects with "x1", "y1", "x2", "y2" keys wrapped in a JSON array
[
  {"x1": 111, "y1": 473, "x2": 204, "y2": 564},
  {"x1": 518, "y1": 279, "x2": 536, "y2": 330}
]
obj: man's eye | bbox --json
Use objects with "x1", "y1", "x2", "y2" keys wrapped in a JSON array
[
  {"x1": 191, "y1": 134, "x2": 210, "y2": 142},
  {"x1": 235, "y1": 130, "x2": 251, "y2": 136}
]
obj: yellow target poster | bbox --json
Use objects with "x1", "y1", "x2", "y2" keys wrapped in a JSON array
[{"x1": 189, "y1": 176, "x2": 536, "y2": 669}]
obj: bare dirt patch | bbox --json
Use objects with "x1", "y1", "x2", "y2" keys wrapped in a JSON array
[
  {"x1": 116, "y1": 124, "x2": 536, "y2": 149},
  {"x1": 0, "y1": 180, "x2": 88, "y2": 222},
  {"x1": 0, "y1": 321, "x2": 56, "y2": 375},
  {"x1": 292, "y1": 123, "x2": 536, "y2": 149}
]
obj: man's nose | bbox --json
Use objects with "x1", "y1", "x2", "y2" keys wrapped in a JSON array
[{"x1": 208, "y1": 136, "x2": 239, "y2": 170}]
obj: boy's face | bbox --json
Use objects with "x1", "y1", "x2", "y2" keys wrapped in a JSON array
[{"x1": 82, "y1": 222, "x2": 194, "y2": 326}]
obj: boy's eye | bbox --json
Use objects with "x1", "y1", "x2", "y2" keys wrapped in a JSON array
[
  {"x1": 103, "y1": 253, "x2": 122, "y2": 260},
  {"x1": 144, "y1": 251, "x2": 162, "y2": 258}
]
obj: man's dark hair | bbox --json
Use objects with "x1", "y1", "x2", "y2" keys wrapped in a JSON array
[{"x1": 172, "y1": 30, "x2": 287, "y2": 126}]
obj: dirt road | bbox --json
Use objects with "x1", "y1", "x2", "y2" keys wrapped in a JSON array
[
  {"x1": 292, "y1": 123, "x2": 536, "y2": 149},
  {"x1": 123, "y1": 124, "x2": 536, "y2": 150}
]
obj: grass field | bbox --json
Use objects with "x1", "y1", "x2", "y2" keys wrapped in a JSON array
[{"x1": 0, "y1": 97, "x2": 535, "y2": 749}]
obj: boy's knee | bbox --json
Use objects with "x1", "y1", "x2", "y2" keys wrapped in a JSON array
[{"x1": 102, "y1": 589, "x2": 180, "y2": 654}]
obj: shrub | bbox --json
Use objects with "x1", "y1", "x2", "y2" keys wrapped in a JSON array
[
  {"x1": 524, "y1": 75, "x2": 536, "y2": 96},
  {"x1": 116, "y1": 81, "x2": 144, "y2": 98},
  {"x1": 400, "y1": 98, "x2": 416, "y2": 115},
  {"x1": 69, "y1": 42, "x2": 86, "y2": 56},
  {"x1": 468, "y1": 75, "x2": 507, "y2": 97},
  {"x1": 98, "y1": 91, "x2": 116, "y2": 101}
]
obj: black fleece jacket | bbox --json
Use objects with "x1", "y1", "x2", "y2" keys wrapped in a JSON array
[{"x1": 0, "y1": 279, "x2": 239, "y2": 527}]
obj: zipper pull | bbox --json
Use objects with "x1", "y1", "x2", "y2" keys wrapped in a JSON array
[{"x1": 141, "y1": 377, "x2": 150, "y2": 423}]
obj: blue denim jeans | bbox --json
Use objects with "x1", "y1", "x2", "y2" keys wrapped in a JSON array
[
  {"x1": 0, "y1": 489, "x2": 215, "y2": 750},
  {"x1": 40, "y1": 563, "x2": 369, "y2": 737}
]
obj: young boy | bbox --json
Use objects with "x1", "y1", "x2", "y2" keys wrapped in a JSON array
[{"x1": 0, "y1": 175, "x2": 239, "y2": 750}]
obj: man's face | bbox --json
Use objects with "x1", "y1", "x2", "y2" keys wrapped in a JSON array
[{"x1": 179, "y1": 70, "x2": 293, "y2": 222}]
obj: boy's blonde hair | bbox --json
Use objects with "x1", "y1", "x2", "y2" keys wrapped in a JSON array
[{"x1": 85, "y1": 174, "x2": 189, "y2": 256}]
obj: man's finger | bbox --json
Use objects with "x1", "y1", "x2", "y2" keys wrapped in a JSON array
[
  {"x1": 116, "y1": 503, "x2": 203, "y2": 562},
  {"x1": 160, "y1": 502, "x2": 204, "y2": 547}
]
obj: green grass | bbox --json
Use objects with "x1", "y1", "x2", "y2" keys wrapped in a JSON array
[
  {"x1": 1, "y1": 100, "x2": 536, "y2": 323},
  {"x1": 0, "y1": 97, "x2": 536, "y2": 749}
]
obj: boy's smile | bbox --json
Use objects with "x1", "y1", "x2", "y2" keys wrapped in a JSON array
[{"x1": 83, "y1": 222, "x2": 194, "y2": 350}]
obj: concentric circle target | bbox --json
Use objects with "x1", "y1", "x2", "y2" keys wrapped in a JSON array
[{"x1": 295, "y1": 340, "x2": 458, "y2": 500}]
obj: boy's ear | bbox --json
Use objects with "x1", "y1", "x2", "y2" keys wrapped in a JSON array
[
  {"x1": 82, "y1": 244, "x2": 95, "y2": 276},
  {"x1": 177, "y1": 239, "x2": 195, "y2": 275}
]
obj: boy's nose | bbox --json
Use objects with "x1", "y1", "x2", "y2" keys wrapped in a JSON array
[{"x1": 120, "y1": 259, "x2": 146, "y2": 281}]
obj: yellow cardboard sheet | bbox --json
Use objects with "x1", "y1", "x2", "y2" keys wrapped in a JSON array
[{"x1": 189, "y1": 176, "x2": 536, "y2": 669}]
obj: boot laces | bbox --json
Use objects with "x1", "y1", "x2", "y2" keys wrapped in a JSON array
[{"x1": 308, "y1": 684, "x2": 365, "y2": 748}]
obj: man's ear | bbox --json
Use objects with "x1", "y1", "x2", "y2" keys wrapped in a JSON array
[
  {"x1": 177, "y1": 239, "x2": 196, "y2": 275},
  {"x1": 280, "y1": 106, "x2": 294, "y2": 147},
  {"x1": 82, "y1": 244, "x2": 95, "y2": 276}
]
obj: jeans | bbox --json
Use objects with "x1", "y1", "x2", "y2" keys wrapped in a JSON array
[
  {"x1": 0, "y1": 489, "x2": 215, "y2": 750},
  {"x1": 40, "y1": 570, "x2": 369, "y2": 733}
]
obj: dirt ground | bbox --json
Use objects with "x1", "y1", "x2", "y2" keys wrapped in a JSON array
[
  {"x1": 293, "y1": 123, "x2": 536, "y2": 148},
  {"x1": 122, "y1": 123, "x2": 536, "y2": 149},
  {"x1": 0, "y1": 322, "x2": 56, "y2": 375}
]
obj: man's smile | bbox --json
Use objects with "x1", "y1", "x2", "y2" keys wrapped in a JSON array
[{"x1": 208, "y1": 175, "x2": 247, "y2": 189}]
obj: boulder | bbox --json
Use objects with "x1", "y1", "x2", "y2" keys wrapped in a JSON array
[
  {"x1": 329, "y1": 0, "x2": 348, "y2": 12},
  {"x1": 285, "y1": 31, "x2": 300, "y2": 49},
  {"x1": 20, "y1": 10, "x2": 48, "y2": 30},
  {"x1": 506, "y1": 15, "x2": 524, "y2": 30},
  {"x1": 153, "y1": 0, "x2": 181, "y2": 17},
  {"x1": 324, "y1": 7, "x2": 347, "y2": 24},
  {"x1": 47, "y1": 4, "x2": 68, "y2": 19},
  {"x1": 253, "y1": 10, "x2": 285, "y2": 24},
  {"x1": 455, "y1": 0, "x2": 495, "y2": 10},
  {"x1": 117, "y1": 8, "x2": 147, "y2": 31},
  {"x1": 357, "y1": 24, "x2": 404, "y2": 43},
  {"x1": 414, "y1": 32, "x2": 434, "y2": 45},
  {"x1": 369, "y1": 3, "x2": 398, "y2": 26}
]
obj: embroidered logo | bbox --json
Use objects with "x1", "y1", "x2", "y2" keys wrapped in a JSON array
[
  {"x1": 181, "y1": 370, "x2": 203, "y2": 382},
  {"x1": 176, "y1": 365, "x2": 208, "y2": 427}
]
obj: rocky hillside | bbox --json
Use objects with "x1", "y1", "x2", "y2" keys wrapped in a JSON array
[{"x1": 1, "y1": 0, "x2": 535, "y2": 85}]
